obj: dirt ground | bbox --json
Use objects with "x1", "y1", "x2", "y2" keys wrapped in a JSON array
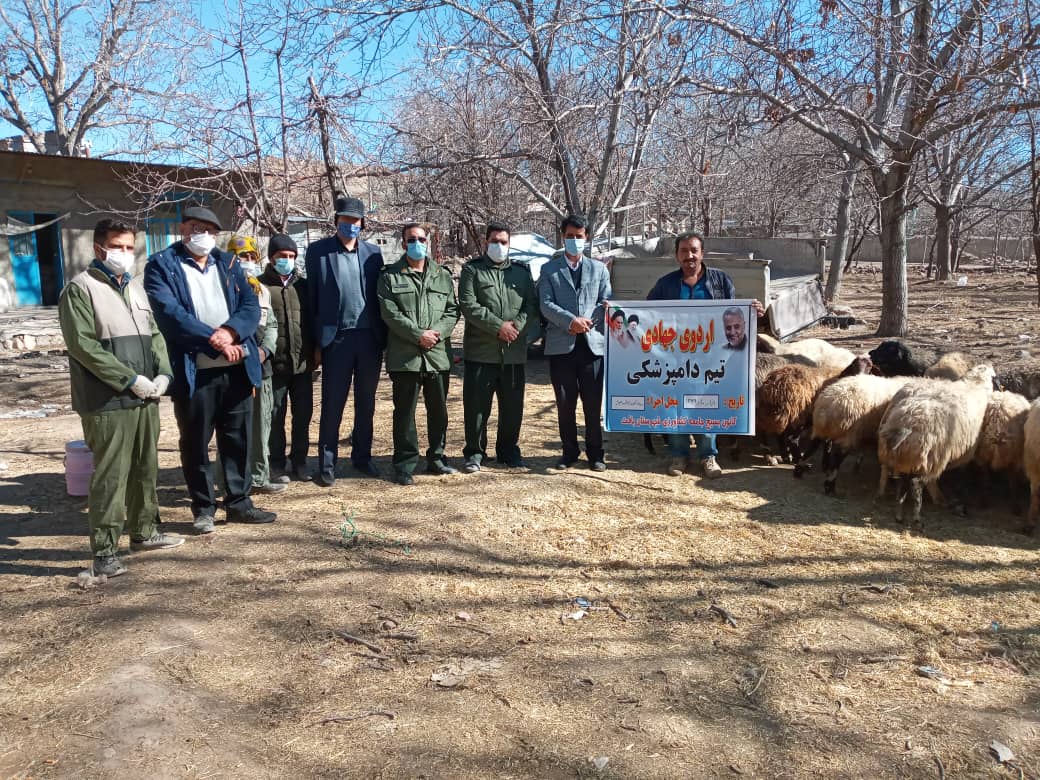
[{"x1": 2, "y1": 267, "x2": 1040, "y2": 779}]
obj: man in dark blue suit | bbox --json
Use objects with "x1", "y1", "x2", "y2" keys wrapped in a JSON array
[
  {"x1": 144, "y1": 205, "x2": 276, "y2": 533},
  {"x1": 305, "y1": 196, "x2": 387, "y2": 486}
]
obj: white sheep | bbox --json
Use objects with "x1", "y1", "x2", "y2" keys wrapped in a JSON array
[
  {"x1": 810, "y1": 374, "x2": 914, "y2": 495},
  {"x1": 923, "y1": 352, "x2": 974, "y2": 380},
  {"x1": 1020, "y1": 400, "x2": 1040, "y2": 533},
  {"x1": 757, "y1": 334, "x2": 857, "y2": 374},
  {"x1": 974, "y1": 391, "x2": 1030, "y2": 516},
  {"x1": 876, "y1": 364, "x2": 995, "y2": 529}
]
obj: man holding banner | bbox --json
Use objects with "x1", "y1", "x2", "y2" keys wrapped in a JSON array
[
  {"x1": 648, "y1": 231, "x2": 764, "y2": 477},
  {"x1": 607, "y1": 231, "x2": 763, "y2": 479}
]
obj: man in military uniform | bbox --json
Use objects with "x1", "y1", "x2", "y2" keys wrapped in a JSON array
[
  {"x1": 458, "y1": 221, "x2": 538, "y2": 472},
  {"x1": 377, "y1": 222, "x2": 461, "y2": 486},
  {"x1": 59, "y1": 218, "x2": 183, "y2": 577}
]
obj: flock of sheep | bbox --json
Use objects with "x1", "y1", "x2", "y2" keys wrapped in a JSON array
[{"x1": 746, "y1": 333, "x2": 1040, "y2": 532}]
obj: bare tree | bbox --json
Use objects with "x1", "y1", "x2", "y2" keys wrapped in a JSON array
[
  {"x1": 0, "y1": 0, "x2": 192, "y2": 157},
  {"x1": 675, "y1": 0, "x2": 1040, "y2": 335}
]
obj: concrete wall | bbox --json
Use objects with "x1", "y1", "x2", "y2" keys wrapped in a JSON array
[
  {"x1": 0, "y1": 150, "x2": 238, "y2": 310},
  {"x1": 833, "y1": 235, "x2": 1035, "y2": 266}
]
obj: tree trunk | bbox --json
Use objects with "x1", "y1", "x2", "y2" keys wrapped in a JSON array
[
  {"x1": 934, "y1": 204, "x2": 953, "y2": 281},
  {"x1": 875, "y1": 167, "x2": 911, "y2": 337},
  {"x1": 824, "y1": 155, "x2": 857, "y2": 301}
]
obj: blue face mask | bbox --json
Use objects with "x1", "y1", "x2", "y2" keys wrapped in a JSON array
[
  {"x1": 406, "y1": 239, "x2": 427, "y2": 261},
  {"x1": 564, "y1": 237, "x2": 586, "y2": 256},
  {"x1": 338, "y1": 222, "x2": 361, "y2": 240},
  {"x1": 274, "y1": 257, "x2": 295, "y2": 276}
]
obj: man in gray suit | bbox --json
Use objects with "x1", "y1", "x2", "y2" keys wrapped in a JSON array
[{"x1": 537, "y1": 214, "x2": 612, "y2": 471}]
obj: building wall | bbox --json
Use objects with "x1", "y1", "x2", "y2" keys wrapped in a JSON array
[{"x1": 0, "y1": 151, "x2": 238, "y2": 311}]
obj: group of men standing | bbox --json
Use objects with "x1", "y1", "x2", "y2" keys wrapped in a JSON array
[{"x1": 60, "y1": 196, "x2": 756, "y2": 577}]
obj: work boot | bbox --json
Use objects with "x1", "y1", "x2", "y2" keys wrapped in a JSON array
[
  {"x1": 393, "y1": 472, "x2": 415, "y2": 486},
  {"x1": 667, "y1": 457, "x2": 686, "y2": 477},
  {"x1": 427, "y1": 460, "x2": 459, "y2": 476},
  {"x1": 92, "y1": 555, "x2": 127, "y2": 578},
  {"x1": 701, "y1": 456, "x2": 723, "y2": 479},
  {"x1": 130, "y1": 532, "x2": 186, "y2": 552}
]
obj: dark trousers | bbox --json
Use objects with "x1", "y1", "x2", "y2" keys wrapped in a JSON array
[
  {"x1": 172, "y1": 365, "x2": 254, "y2": 517},
  {"x1": 463, "y1": 360, "x2": 525, "y2": 464},
  {"x1": 318, "y1": 328, "x2": 382, "y2": 474},
  {"x1": 390, "y1": 370, "x2": 450, "y2": 475},
  {"x1": 549, "y1": 338, "x2": 604, "y2": 463},
  {"x1": 270, "y1": 370, "x2": 313, "y2": 471}
]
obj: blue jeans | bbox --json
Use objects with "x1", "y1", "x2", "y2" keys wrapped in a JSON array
[{"x1": 666, "y1": 433, "x2": 718, "y2": 460}]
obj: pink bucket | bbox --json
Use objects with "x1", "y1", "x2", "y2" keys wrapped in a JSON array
[{"x1": 64, "y1": 440, "x2": 94, "y2": 497}]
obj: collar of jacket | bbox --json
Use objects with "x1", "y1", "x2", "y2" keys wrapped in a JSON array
[{"x1": 90, "y1": 259, "x2": 131, "y2": 289}]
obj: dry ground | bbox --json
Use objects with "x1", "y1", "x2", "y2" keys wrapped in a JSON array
[{"x1": 2, "y1": 268, "x2": 1040, "y2": 779}]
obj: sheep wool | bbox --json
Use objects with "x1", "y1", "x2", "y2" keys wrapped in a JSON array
[
  {"x1": 923, "y1": 352, "x2": 974, "y2": 380},
  {"x1": 975, "y1": 391, "x2": 1030, "y2": 474},
  {"x1": 757, "y1": 334, "x2": 857, "y2": 374},
  {"x1": 877, "y1": 364, "x2": 995, "y2": 528}
]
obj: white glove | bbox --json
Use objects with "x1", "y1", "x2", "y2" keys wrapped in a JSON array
[
  {"x1": 152, "y1": 375, "x2": 171, "y2": 398},
  {"x1": 129, "y1": 375, "x2": 158, "y2": 399}
]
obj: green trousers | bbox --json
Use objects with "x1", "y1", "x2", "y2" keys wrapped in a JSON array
[
  {"x1": 390, "y1": 371, "x2": 450, "y2": 475},
  {"x1": 462, "y1": 361, "x2": 526, "y2": 464},
  {"x1": 250, "y1": 376, "x2": 273, "y2": 486},
  {"x1": 80, "y1": 403, "x2": 160, "y2": 557}
]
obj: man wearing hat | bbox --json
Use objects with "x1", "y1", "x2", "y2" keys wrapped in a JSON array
[
  {"x1": 260, "y1": 234, "x2": 314, "y2": 482},
  {"x1": 144, "y1": 205, "x2": 277, "y2": 532},
  {"x1": 305, "y1": 196, "x2": 387, "y2": 487}
]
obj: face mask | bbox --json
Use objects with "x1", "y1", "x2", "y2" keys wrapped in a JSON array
[
  {"x1": 487, "y1": 243, "x2": 509, "y2": 264},
  {"x1": 274, "y1": 257, "x2": 295, "y2": 276},
  {"x1": 406, "y1": 240, "x2": 427, "y2": 261},
  {"x1": 100, "y1": 247, "x2": 134, "y2": 276},
  {"x1": 564, "y1": 238, "x2": 586, "y2": 257},
  {"x1": 186, "y1": 232, "x2": 217, "y2": 255},
  {"x1": 238, "y1": 260, "x2": 258, "y2": 278},
  {"x1": 338, "y1": 222, "x2": 361, "y2": 240}
]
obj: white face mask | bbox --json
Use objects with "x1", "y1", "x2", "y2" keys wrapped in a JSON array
[
  {"x1": 486, "y1": 243, "x2": 509, "y2": 264},
  {"x1": 185, "y1": 232, "x2": 217, "y2": 256},
  {"x1": 100, "y1": 247, "x2": 134, "y2": 276},
  {"x1": 238, "y1": 260, "x2": 258, "y2": 278}
]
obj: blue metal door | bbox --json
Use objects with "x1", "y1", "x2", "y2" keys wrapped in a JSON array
[{"x1": 7, "y1": 211, "x2": 42, "y2": 306}]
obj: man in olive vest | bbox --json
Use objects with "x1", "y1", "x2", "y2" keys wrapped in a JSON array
[
  {"x1": 377, "y1": 222, "x2": 461, "y2": 486},
  {"x1": 458, "y1": 221, "x2": 538, "y2": 472},
  {"x1": 59, "y1": 218, "x2": 184, "y2": 577},
  {"x1": 260, "y1": 234, "x2": 313, "y2": 481}
]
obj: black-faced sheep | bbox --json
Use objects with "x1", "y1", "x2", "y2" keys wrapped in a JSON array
[
  {"x1": 869, "y1": 339, "x2": 974, "y2": 380},
  {"x1": 877, "y1": 364, "x2": 995, "y2": 529},
  {"x1": 996, "y1": 366, "x2": 1040, "y2": 400},
  {"x1": 758, "y1": 355, "x2": 874, "y2": 467}
]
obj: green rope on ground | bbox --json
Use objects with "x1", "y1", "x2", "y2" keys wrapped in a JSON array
[{"x1": 340, "y1": 512, "x2": 412, "y2": 555}]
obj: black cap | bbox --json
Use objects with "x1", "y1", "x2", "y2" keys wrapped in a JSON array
[
  {"x1": 182, "y1": 205, "x2": 222, "y2": 231},
  {"x1": 334, "y1": 196, "x2": 365, "y2": 219},
  {"x1": 268, "y1": 233, "x2": 298, "y2": 256}
]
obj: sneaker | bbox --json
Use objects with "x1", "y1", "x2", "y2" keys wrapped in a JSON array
[
  {"x1": 271, "y1": 474, "x2": 291, "y2": 485},
  {"x1": 353, "y1": 461, "x2": 382, "y2": 478},
  {"x1": 427, "y1": 461, "x2": 459, "y2": 476},
  {"x1": 667, "y1": 457, "x2": 686, "y2": 477},
  {"x1": 590, "y1": 460, "x2": 607, "y2": 472},
  {"x1": 193, "y1": 514, "x2": 216, "y2": 534},
  {"x1": 701, "y1": 456, "x2": 723, "y2": 479},
  {"x1": 92, "y1": 555, "x2": 127, "y2": 577},
  {"x1": 130, "y1": 532, "x2": 186, "y2": 552},
  {"x1": 462, "y1": 459, "x2": 481, "y2": 474},
  {"x1": 227, "y1": 506, "x2": 277, "y2": 524},
  {"x1": 554, "y1": 458, "x2": 580, "y2": 470},
  {"x1": 393, "y1": 472, "x2": 415, "y2": 486},
  {"x1": 253, "y1": 482, "x2": 287, "y2": 494}
]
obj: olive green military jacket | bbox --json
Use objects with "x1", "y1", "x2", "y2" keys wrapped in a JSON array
[
  {"x1": 377, "y1": 257, "x2": 460, "y2": 373},
  {"x1": 458, "y1": 255, "x2": 538, "y2": 365}
]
